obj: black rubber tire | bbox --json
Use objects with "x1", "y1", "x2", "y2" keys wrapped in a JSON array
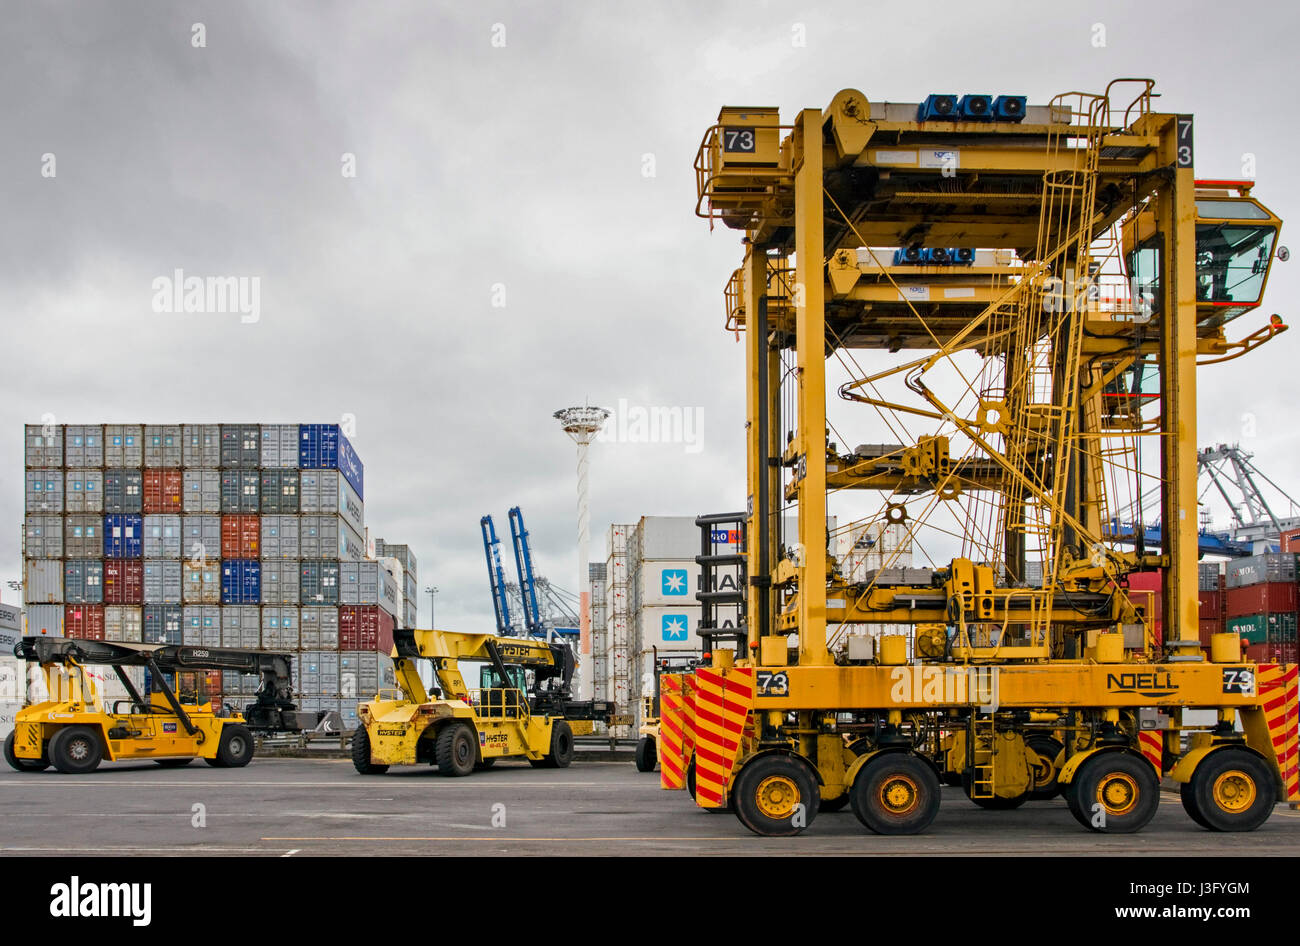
[
  {"x1": 548, "y1": 720, "x2": 575, "y2": 768},
  {"x1": 1025, "y1": 736, "x2": 1065, "y2": 800},
  {"x1": 1180, "y1": 781, "x2": 1212, "y2": 829},
  {"x1": 49, "y1": 726, "x2": 103, "y2": 775},
  {"x1": 1184, "y1": 748, "x2": 1276, "y2": 832},
  {"x1": 350, "y1": 727, "x2": 389, "y2": 775},
  {"x1": 155, "y1": 757, "x2": 194, "y2": 767},
  {"x1": 4, "y1": 731, "x2": 48, "y2": 772},
  {"x1": 635, "y1": 735, "x2": 657, "y2": 773},
  {"x1": 216, "y1": 724, "x2": 254, "y2": 768},
  {"x1": 687, "y1": 760, "x2": 732, "y2": 813},
  {"x1": 1067, "y1": 751, "x2": 1159, "y2": 833},
  {"x1": 852, "y1": 752, "x2": 941, "y2": 835},
  {"x1": 436, "y1": 722, "x2": 477, "y2": 777},
  {"x1": 732, "y1": 754, "x2": 820, "y2": 837},
  {"x1": 474, "y1": 757, "x2": 496, "y2": 771}
]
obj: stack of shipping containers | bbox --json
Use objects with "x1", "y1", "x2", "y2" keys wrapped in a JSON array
[
  {"x1": 1225, "y1": 553, "x2": 1299, "y2": 663},
  {"x1": 21, "y1": 423, "x2": 409, "y2": 730},
  {"x1": 0, "y1": 603, "x2": 22, "y2": 740}
]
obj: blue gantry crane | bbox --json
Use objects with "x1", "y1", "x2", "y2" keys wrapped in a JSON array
[
  {"x1": 480, "y1": 507, "x2": 581, "y2": 640},
  {"x1": 480, "y1": 515, "x2": 514, "y2": 636}
]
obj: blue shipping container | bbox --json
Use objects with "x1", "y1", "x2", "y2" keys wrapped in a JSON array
[
  {"x1": 298, "y1": 424, "x2": 364, "y2": 500},
  {"x1": 103, "y1": 514, "x2": 144, "y2": 558},
  {"x1": 221, "y1": 560, "x2": 262, "y2": 604}
]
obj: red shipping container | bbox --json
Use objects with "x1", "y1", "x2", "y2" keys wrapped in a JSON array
[
  {"x1": 1198, "y1": 618, "x2": 1221, "y2": 646},
  {"x1": 1225, "y1": 581, "x2": 1297, "y2": 618},
  {"x1": 1128, "y1": 570, "x2": 1162, "y2": 592},
  {"x1": 339, "y1": 605, "x2": 396, "y2": 653},
  {"x1": 1281, "y1": 527, "x2": 1300, "y2": 553},
  {"x1": 103, "y1": 559, "x2": 144, "y2": 605},
  {"x1": 142, "y1": 469, "x2": 183, "y2": 514},
  {"x1": 1246, "y1": 642, "x2": 1299, "y2": 665},
  {"x1": 1198, "y1": 590, "x2": 1222, "y2": 620},
  {"x1": 221, "y1": 514, "x2": 260, "y2": 559},
  {"x1": 64, "y1": 604, "x2": 106, "y2": 640}
]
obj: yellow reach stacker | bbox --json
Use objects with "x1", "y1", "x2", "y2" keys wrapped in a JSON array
[
  {"x1": 352, "y1": 628, "x2": 613, "y2": 775},
  {"x1": 661, "y1": 81, "x2": 1298, "y2": 836}
]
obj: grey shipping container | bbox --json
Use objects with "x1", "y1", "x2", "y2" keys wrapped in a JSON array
[
  {"x1": 300, "y1": 651, "x2": 341, "y2": 696},
  {"x1": 25, "y1": 424, "x2": 63, "y2": 468},
  {"x1": 220, "y1": 424, "x2": 261, "y2": 468},
  {"x1": 300, "y1": 561, "x2": 340, "y2": 605},
  {"x1": 377, "y1": 542, "x2": 417, "y2": 580},
  {"x1": 182, "y1": 561, "x2": 221, "y2": 604},
  {"x1": 339, "y1": 651, "x2": 395, "y2": 698},
  {"x1": 64, "y1": 515, "x2": 103, "y2": 558},
  {"x1": 182, "y1": 606, "x2": 222, "y2": 647},
  {"x1": 182, "y1": 424, "x2": 220, "y2": 468},
  {"x1": 105, "y1": 606, "x2": 143, "y2": 643},
  {"x1": 299, "y1": 470, "x2": 364, "y2": 536},
  {"x1": 220, "y1": 471, "x2": 259, "y2": 514},
  {"x1": 402, "y1": 599, "x2": 417, "y2": 629},
  {"x1": 24, "y1": 515, "x2": 63, "y2": 559},
  {"x1": 260, "y1": 559, "x2": 301, "y2": 605},
  {"x1": 259, "y1": 424, "x2": 299, "y2": 468},
  {"x1": 633, "y1": 516, "x2": 702, "y2": 563},
  {"x1": 300, "y1": 606, "x2": 339, "y2": 650},
  {"x1": 1199, "y1": 562, "x2": 1222, "y2": 592},
  {"x1": 64, "y1": 424, "x2": 104, "y2": 468},
  {"x1": 221, "y1": 605, "x2": 261, "y2": 649},
  {"x1": 143, "y1": 424, "x2": 183, "y2": 467},
  {"x1": 404, "y1": 571, "x2": 417, "y2": 606},
  {"x1": 143, "y1": 514, "x2": 182, "y2": 558},
  {"x1": 143, "y1": 560, "x2": 183, "y2": 604},
  {"x1": 143, "y1": 604, "x2": 183, "y2": 644},
  {"x1": 25, "y1": 470, "x2": 63, "y2": 513},
  {"x1": 181, "y1": 515, "x2": 221, "y2": 562},
  {"x1": 182, "y1": 470, "x2": 221, "y2": 513},
  {"x1": 262, "y1": 607, "x2": 300, "y2": 650},
  {"x1": 26, "y1": 604, "x2": 64, "y2": 637},
  {"x1": 104, "y1": 469, "x2": 143, "y2": 514},
  {"x1": 25, "y1": 560, "x2": 64, "y2": 603},
  {"x1": 64, "y1": 470, "x2": 104, "y2": 513},
  {"x1": 299, "y1": 515, "x2": 365, "y2": 561},
  {"x1": 259, "y1": 470, "x2": 300, "y2": 514},
  {"x1": 340, "y1": 561, "x2": 400, "y2": 614},
  {"x1": 104, "y1": 425, "x2": 144, "y2": 467},
  {"x1": 64, "y1": 560, "x2": 104, "y2": 604},
  {"x1": 1226, "y1": 553, "x2": 1299, "y2": 589},
  {"x1": 261, "y1": 516, "x2": 301, "y2": 560}
]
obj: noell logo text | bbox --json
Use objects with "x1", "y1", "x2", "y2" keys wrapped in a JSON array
[
  {"x1": 50, "y1": 876, "x2": 151, "y2": 927},
  {"x1": 151, "y1": 269, "x2": 261, "y2": 324}
]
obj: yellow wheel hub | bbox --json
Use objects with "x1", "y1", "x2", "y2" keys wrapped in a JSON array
[
  {"x1": 755, "y1": 775, "x2": 800, "y2": 819},
  {"x1": 1028, "y1": 751, "x2": 1055, "y2": 789},
  {"x1": 1096, "y1": 772, "x2": 1139, "y2": 816},
  {"x1": 879, "y1": 774, "x2": 920, "y2": 815},
  {"x1": 1211, "y1": 770, "x2": 1256, "y2": 813}
]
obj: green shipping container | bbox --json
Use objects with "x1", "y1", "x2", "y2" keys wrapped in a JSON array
[{"x1": 1225, "y1": 612, "x2": 1298, "y2": 644}]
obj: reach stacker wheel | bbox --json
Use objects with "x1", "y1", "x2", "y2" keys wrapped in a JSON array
[
  {"x1": 350, "y1": 727, "x2": 389, "y2": 774},
  {"x1": 1025, "y1": 736, "x2": 1064, "y2": 800},
  {"x1": 49, "y1": 726, "x2": 103, "y2": 774},
  {"x1": 1180, "y1": 748, "x2": 1275, "y2": 832},
  {"x1": 732, "y1": 755, "x2": 820, "y2": 837},
  {"x1": 1066, "y1": 751, "x2": 1159, "y2": 833},
  {"x1": 635, "y1": 735, "x2": 657, "y2": 772},
  {"x1": 851, "y1": 751, "x2": 941, "y2": 835},
  {"x1": 212, "y1": 724, "x2": 254, "y2": 768},
  {"x1": 436, "y1": 722, "x2": 477, "y2": 776},
  {"x1": 4, "y1": 731, "x2": 48, "y2": 772}
]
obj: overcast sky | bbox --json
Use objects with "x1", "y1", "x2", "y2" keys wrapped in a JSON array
[{"x1": 3, "y1": 0, "x2": 1299, "y2": 630}]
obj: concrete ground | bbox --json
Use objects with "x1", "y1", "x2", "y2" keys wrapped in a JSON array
[{"x1": 2, "y1": 757, "x2": 1298, "y2": 856}]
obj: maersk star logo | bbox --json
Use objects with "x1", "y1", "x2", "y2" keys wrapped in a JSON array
[
  {"x1": 661, "y1": 569, "x2": 688, "y2": 596},
  {"x1": 662, "y1": 614, "x2": 689, "y2": 642}
]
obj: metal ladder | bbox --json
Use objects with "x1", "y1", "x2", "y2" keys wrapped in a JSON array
[{"x1": 970, "y1": 712, "x2": 997, "y2": 800}]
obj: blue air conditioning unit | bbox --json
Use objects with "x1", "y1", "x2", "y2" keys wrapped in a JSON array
[
  {"x1": 992, "y1": 95, "x2": 1027, "y2": 122},
  {"x1": 917, "y1": 94, "x2": 958, "y2": 122},
  {"x1": 959, "y1": 94, "x2": 993, "y2": 121}
]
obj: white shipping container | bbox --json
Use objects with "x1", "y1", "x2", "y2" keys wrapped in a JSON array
[
  {"x1": 143, "y1": 514, "x2": 183, "y2": 558},
  {"x1": 635, "y1": 605, "x2": 705, "y2": 652},
  {"x1": 632, "y1": 516, "x2": 704, "y2": 563},
  {"x1": 261, "y1": 516, "x2": 301, "y2": 560},
  {"x1": 0, "y1": 657, "x2": 24, "y2": 700},
  {"x1": 104, "y1": 606, "x2": 144, "y2": 643},
  {"x1": 25, "y1": 470, "x2": 64, "y2": 513},
  {"x1": 259, "y1": 424, "x2": 299, "y2": 469},
  {"x1": 340, "y1": 561, "x2": 400, "y2": 614},
  {"x1": 182, "y1": 424, "x2": 220, "y2": 468},
  {"x1": 260, "y1": 560, "x2": 301, "y2": 605},
  {"x1": 221, "y1": 605, "x2": 262, "y2": 649},
  {"x1": 634, "y1": 560, "x2": 702, "y2": 608},
  {"x1": 0, "y1": 699, "x2": 21, "y2": 739},
  {"x1": 262, "y1": 607, "x2": 301, "y2": 650},
  {"x1": 64, "y1": 470, "x2": 104, "y2": 513},
  {"x1": 24, "y1": 515, "x2": 63, "y2": 559},
  {"x1": 300, "y1": 470, "x2": 364, "y2": 536},
  {"x1": 25, "y1": 604, "x2": 64, "y2": 637},
  {"x1": 83, "y1": 665, "x2": 146, "y2": 711},
  {"x1": 300, "y1": 606, "x2": 340, "y2": 650},
  {"x1": 104, "y1": 424, "x2": 144, "y2": 467},
  {"x1": 25, "y1": 559, "x2": 63, "y2": 604},
  {"x1": 182, "y1": 470, "x2": 221, "y2": 514},
  {"x1": 64, "y1": 424, "x2": 104, "y2": 468}
]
